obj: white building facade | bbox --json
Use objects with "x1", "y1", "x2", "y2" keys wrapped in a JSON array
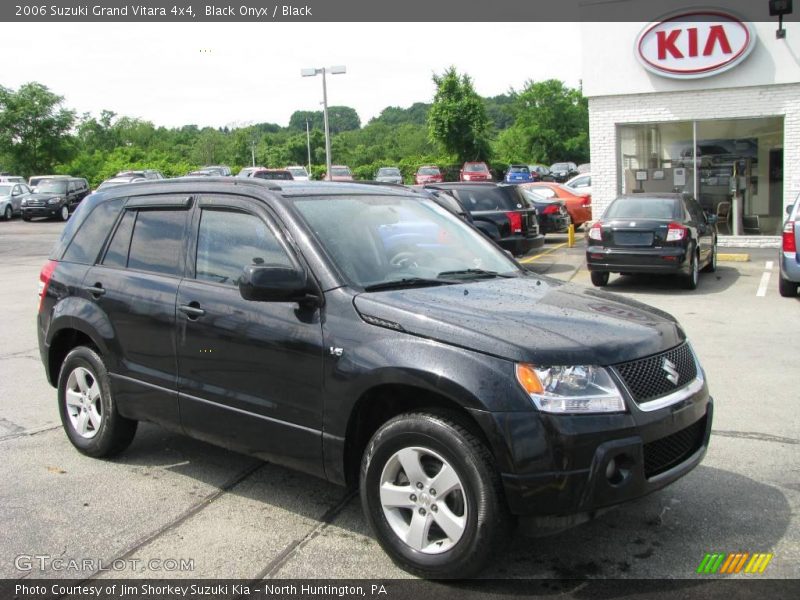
[{"x1": 581, "y1": 11, "x2": 800, "y2": 247}]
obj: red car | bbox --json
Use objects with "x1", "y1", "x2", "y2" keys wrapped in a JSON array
[
  {"x1": 460, "y1": 162, "x2": 492, "y2": 182},
  {"x1": 414, "y1": 165, "x2": 443, "y2": 185},
  {"x1": 520, "y1": 182, "x2": 592, "y2": 228}
]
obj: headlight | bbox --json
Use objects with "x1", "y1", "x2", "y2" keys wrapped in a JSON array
[
  {"x1": 515, "y1": 364, "x2": 625, "y2": 414},
  {"x1": 21, "y1": 199, "x2": 27, "y2": 206},
  {"x1": 47, "y1": 196, "x2": 62, "y2": 205}
]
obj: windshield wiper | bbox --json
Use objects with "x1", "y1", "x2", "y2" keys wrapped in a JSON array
[
  {"x1": 436, "y1": 269, "x2": 515, "y2": 279},
  {"x1": 363, "y1": 277, "x2": 458, "y2": 292}
]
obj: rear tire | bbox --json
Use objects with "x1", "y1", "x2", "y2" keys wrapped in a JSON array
[
  {"x1": 591, "y1": 271, "x2": 609, "y2": 287},
  {"x1": 685, "y1": 251, "x2": 699, "y2": 290},
  {"x1": 58, "y1": 346, "x2": 137, "y2": 457},
  {"x1": 360, "y1": 411, "x2": 510, "y2": 578},
  {"x1": 779, "y1": 275, "x2": 799, "y2": 298}
]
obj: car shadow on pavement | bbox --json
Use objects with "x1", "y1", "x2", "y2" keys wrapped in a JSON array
[
  {"x1": 112, "y1": 425, "x2": 792, "y2": 580},
  {"x1": 600, "y1": 265, "x2": 740, "y2": 296}
]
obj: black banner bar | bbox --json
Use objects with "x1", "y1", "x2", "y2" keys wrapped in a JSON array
[{"x1": 1, "y1": 0, "x2": 798, "y2": 22}]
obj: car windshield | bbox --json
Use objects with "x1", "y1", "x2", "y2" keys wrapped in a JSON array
[
  {"x1": 37, "y1": 181, "x2": 68, "y2": 194},
  {"x1": 291, "y1": 195, "x2": 519, "y2": 288},
  {"x1": 287, "y1": 167, "x2": 308, "y2": 177},
  {"x1": 509, "y1": 166, "x2": 529, "y2": 173},
  {"x1": 378, "y1": 168, "x2": 401, "y2": 176},
  {"x1": 331, "y1": 167, "x2": 351, "y2": 176},
  {"x1": 465, "y1": 163, "x2": 488, "y2": 172},
  {"x1": 519, "y1": 188, "x2": 551, "y2": 204},
  {"x1": 418, "y1": 167, "x2": 440, "y2": 175},
  {"x1": 605, "y1": 197, "x2": 683, "y2": 220},
  {"x1": 0, "y1": 185, "x2": 11, "y2": 196},
  {"x1": 551, "y1": 163, "x2": 570, "y2": 171}
]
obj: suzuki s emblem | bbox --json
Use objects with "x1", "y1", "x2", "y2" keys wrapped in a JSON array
[{"x1": 662, "y1": 358, "x2": 680, "y2": 385}]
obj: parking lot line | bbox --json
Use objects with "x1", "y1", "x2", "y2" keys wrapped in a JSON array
[
  {"x1": 519, "y1": 242, "x2": 568, "y2": 264},
  {"x1": 756, "y1": 261, "x2": 773, "y2": 297}
]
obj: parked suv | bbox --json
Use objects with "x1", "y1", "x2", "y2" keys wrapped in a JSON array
[
  {"x1": 425, "y1": 182, "x2": 545, "y2": 255},
  {"x1": 38, "y1": 179, "x2": 712, "y2": 578},
  {"x1": 779, "y1": 193, "x2": 800, "y2": 297},
  {"x1": 22, "y1": 177, "x2": 89, "y2": 221}
]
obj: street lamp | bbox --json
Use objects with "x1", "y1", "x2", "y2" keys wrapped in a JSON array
[
  {"x1": 301, "y1": 65, "x2": 346, "y2": 180},
  {"x1": 306, "y1": 118, "x2": 312, "y2": 175}
]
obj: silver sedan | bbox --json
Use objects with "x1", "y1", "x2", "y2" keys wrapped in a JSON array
[{"x1": 0, "y1": 183, "x2": 34, "y2": 220}]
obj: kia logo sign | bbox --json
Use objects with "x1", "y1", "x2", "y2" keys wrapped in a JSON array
[{"x1": 636, "y1": 11, "x2": 755, "y2": 79}]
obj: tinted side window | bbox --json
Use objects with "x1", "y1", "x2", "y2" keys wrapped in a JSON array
[
  {"x1": 61, "y1": 199, "x2": 125, "y2": 265},
  {"x1": 686, "y1": 198, "x2": 705, "y2": 224},
  {"x1": 102, "y1": 210, "x2": 136, "y2": 268},
  {"x1": 127, "y1": 210, "x2": 187, "y2": 276},
  {"x1": 195, "y1": 209, "x2": 292, "y2": 286}
]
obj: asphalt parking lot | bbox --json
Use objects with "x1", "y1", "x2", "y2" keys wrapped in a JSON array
[{"x1": 1, "y1": 220, "x2": 798, "y2": 582}]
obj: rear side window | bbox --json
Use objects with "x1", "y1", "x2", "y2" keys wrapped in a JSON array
[
  {"x1": 195, "y1": 209, "x2": 292, "y2": 286},
  {"x1": 454, "y1": 187, "x2": 526, "y2": 212},
  {"x1": 127, "y1": 210, "x2": 187, "y2": 276},
  {"x1": 102, "y1": 210, "x2": 136, "y2": 268},
  {"x1": 61, "y1": 199, "x2": 125, "y2": 264}
]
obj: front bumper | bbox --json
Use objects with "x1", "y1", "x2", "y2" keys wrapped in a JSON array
[
  {"x1": 586, "y1": 245, "x2": 689, "y2": 274},
  {"x1": 473, "y1": 379, "x2": 712, "y2": 518},
  {"x1": 22, "y1": 206, "x2": 61, "y2": 218}
]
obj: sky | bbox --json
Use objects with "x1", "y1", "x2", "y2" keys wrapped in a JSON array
[{"x1": 0, "y1": 22, "x2": 582, "y2": 129}]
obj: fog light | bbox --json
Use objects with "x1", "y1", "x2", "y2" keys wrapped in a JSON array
[{"x1": 605, "y1": 458, "x2": 617, "y2": 480}]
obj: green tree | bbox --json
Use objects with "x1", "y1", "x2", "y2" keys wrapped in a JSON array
[
  {"x1": 427, "y1": 67, "x2": 492, "y2": 163},
  {"x1": 502, "y1": 80, "x2": 589, "y2": 164},
  {"x1": 0, "y1": 82, "x2": 75, "y2": 175}
]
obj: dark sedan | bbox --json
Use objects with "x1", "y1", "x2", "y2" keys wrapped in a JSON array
[
  {"x1": 518, "y1": 187, "x2": 571, "y2": 234},
  {"x1": 425, "y1": 182, "x2": 545, "y2": 256},
  {"x1": 586, "y1": 193, "x2": 717, "y2": 290}
]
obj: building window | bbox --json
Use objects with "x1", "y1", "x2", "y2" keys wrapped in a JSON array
[{"x1": 618, "y1": 116, "x2": 783, "y2": 235}]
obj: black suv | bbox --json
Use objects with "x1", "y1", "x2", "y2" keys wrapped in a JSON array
[
  {"x1": 37, "y1": 180, "x2": 712, "y2": 578},
  {"x1": 22, "y1": 177, "x2": 89, "y2": 221},
  {"x1": 424, "y1": 182, "x2": 545, "y2": 256}
]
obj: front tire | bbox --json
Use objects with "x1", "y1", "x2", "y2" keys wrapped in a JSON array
[
  {"x1": 591, "y1": 271, "x2": 609, "y2": 287},
  {"x1": 3, "y1": 205, "x2": 11, "y2": 220},
  {"x1": 701, "y1": 246, "x2": 717, "y2": 273},
  {"x1": 360, "y1": 412, "x2": 510, "y2": 578},
  {"x1": 58, "y1": 346, "x2": 137, "y2": 457},
  {"x1": 59, "y1": 205, "x2": 70, "y2": 221}
]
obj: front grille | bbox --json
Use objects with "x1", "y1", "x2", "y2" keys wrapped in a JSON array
[
  {"x1": 613, "y1": 343, "x2": 697, "y2": 403},
  {"x1": 643, "y1": 415, "x2": 706, "y2": 478}
]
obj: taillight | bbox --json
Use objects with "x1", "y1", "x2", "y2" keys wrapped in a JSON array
[
  {"x1": 506, "y1": 211, "x2": 523, "y2": 234},
  {"x1": 542, "y1": 204, "x2": 559, "y2": 214},
  {"x1": 38, "y1": 260, "x2": 57, "y2": 313},
  {"x1": 581, "y1": 195, "x2": 591, "y2": 206},
  {"x1": 784, "y1": 221, "x2": 797, "y2": 253},
  {"x1": 588, "y1": 222, "x2": 603, "y2": 241},
  {"x1": 666, "y1": 222, "x2": 688, "y2": 242}
]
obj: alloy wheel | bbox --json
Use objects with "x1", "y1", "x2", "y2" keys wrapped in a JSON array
[
  {"x1": 64, "y1": 366, "x2": 103, "y2": 439},
  {"x1": 379, "y1": 446, "x2": 468, "y2": 554}
]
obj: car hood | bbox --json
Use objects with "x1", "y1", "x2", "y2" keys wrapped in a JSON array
[
  {"x1": 353, "y1": 276, "x2": 683, "y2": 365},
  {"x1": 28, "y1": 192, "x2": 61, "y2": 200}
]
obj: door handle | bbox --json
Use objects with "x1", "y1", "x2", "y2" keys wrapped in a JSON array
[
  {"x1": 178, "y1": 303, "x2": 206, "y2": 319},
  {"x1": 84, "y1": 284, "x2": 105, "y2": 297}
]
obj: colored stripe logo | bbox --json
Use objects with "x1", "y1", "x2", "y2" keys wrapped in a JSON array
[{"x1": 696, "y1": 552, "x2": 773, "y2": 574}]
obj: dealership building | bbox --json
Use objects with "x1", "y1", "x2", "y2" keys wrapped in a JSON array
[{"x1": 581, "y1": 8, "x2": 799, "y2": 247}]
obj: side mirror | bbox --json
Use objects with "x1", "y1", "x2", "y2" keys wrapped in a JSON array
[{"x1": 239, "y1": 265, "x2": 314, "y2": 303}]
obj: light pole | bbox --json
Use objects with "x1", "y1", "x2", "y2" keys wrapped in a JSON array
[
  {"x1": 301, "y1": 65, "x2": 346, "y2": 180},
  {"x1": 306, "y1": 118, "x2": 312, "y2": 175}
]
